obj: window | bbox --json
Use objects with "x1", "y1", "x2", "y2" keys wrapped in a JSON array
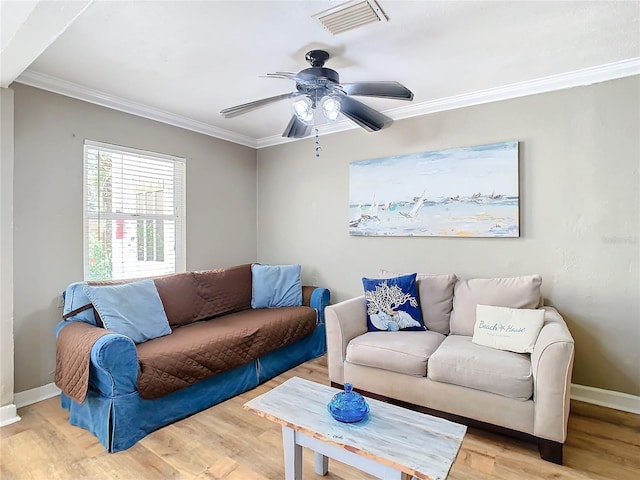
[
  {"x1": 136, "y1": 190, "x2": 164, "y2": 262},
  {"x1": 84, "y1": 140, "x2": 185, "y2": 280}
]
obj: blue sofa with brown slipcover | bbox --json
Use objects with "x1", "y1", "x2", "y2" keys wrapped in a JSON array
[{"x1": 55, "y1": 263, "x2": 330, "y2": 452}]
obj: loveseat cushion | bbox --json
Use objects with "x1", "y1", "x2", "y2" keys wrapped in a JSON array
[
  {"x1": 346, "y1": 331, "x2": 445, "y2": 376},
  {"x1": 427, "y1": 335, "x2": 533, "y2": 400},
  {"x1": 136, "y1": 306, "x2": 317, "y2": 399},
  {"x1": 449, "y1": 275, "x2": 542, "y2": 336},
  {"x1": 380, "y1": 271, "x2": 456, "y2": 335}
]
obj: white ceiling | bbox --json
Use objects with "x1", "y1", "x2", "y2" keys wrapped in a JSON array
[{"x1": 2, "y1": 0, "x2": 640, "y2": 148}]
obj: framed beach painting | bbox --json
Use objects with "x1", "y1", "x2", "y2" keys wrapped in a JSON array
[{"x1": 348, "y1": 141, "x2": 519, "y2": 237}]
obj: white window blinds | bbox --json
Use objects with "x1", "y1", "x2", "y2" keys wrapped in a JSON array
[{"x1": 83, "y1": 140, "x2": 186, "y2": 281}]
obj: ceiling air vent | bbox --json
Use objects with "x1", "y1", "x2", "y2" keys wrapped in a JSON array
[{"x1": 313, "y1": 0, "x2": 388, "y2": 35}]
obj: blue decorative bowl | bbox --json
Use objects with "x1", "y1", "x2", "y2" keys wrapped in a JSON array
[{"x1": 328, "y1": 383, "x2": 369, "y2": 423}]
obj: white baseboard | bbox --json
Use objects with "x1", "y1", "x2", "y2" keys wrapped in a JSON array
[
  {"x1": 0, "y1": 403, "x2": 21, "y2": 427},
  {"x1": 14, "y1": 383, "x2": 61, "y2": 409},
  {"x1": 7, "y1": 382, "x2": 639, "y2": 416},
  {"x1": 571, "y1": 383, "x2": 640, "y2": 414}
]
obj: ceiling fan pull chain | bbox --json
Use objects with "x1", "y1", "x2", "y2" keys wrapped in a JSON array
[{"x1": 315, "y1": 128, "x2": 322, "y2": 158}]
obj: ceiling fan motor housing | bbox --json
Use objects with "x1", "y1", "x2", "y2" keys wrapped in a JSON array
[
  {"x1": 298, "y1": 50, "x2": 339, "y2": 93},
  {"x1": 295, "y1": 67, "x2": 340, "y2": 94}
]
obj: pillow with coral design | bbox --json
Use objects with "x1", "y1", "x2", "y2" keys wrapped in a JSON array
[{"x1": 362, "y1": 273, "x2": 425, "y2": 332}]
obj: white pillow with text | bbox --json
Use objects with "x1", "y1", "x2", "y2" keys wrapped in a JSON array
[{"x1": 472, "y1": 304, "x2": 544, "y2": 353}]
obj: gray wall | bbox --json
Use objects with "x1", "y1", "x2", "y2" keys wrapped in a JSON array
[
  {"x1": 1, "y1": 88, "x2": 15, "y2": 409},
  {"x1": 257, "y1": 76, "x2": 640, "y2": 396},
  {"x1": 12, "y1": 84, "x2": 257, "y2": 392}
]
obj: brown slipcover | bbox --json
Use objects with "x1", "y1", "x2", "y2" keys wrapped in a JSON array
[
  {"x1": 91, "y1": 264, "x2": 253, "y2": 329},
  {"x1": 136, "y1": 306, "x2": 317, "y2": 399},
  {"x1": 55, "y1": 264, "x2": 318, "y2": 402},
  {"x1": 55, "y1": 322, "x2": 111, "y2": 403}
]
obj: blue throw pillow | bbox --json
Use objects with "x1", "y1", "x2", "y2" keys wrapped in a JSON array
[
  {"x1": 83, "y1": 279, "x2": 171, "y2": 343},
  {"x1": 362, "y1": 273, "x2": 425, "y2": 332},
  {"x1": 251, "y1": 264, "x2": 303, "y2": 308}
]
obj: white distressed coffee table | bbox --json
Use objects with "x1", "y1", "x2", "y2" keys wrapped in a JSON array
[{"x1": 243, "y1": 377, "x2": 466, "y2": 480}]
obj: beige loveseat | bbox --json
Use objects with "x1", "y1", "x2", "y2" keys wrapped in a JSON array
[{"x1": 326, "y1": 273, "x2": 574, "y2": 464}]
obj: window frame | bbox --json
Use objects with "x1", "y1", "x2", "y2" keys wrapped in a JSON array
[{"x1": 82, "y1": 139, "x2": 186, "y2": 281}]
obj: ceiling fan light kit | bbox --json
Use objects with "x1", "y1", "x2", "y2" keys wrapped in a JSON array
[
  {"x1": 220, "y1": 49, "x2": 414, "y2": 150},
  {"x1": 292, "y1": 97, "x2": 314, "y2": 124},
  {"x1": 291, "y1": 95, "x2": 341, "y2": 125},
  {"x1": 321, "y1": 96, "x2": 341, "y2": 121}
]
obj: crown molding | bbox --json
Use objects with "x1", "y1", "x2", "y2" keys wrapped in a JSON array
[
  {"x1": 16, "y1": 58, "x2": 640, "y2": 150},
  {"x1": 14, "y1": 70, "x2": 258, "y2": 148},
  {"x1": 258, "y1": 57, "x2": 640, "y2": 148},
  {"x1": 383, "y1": 57, "x2": 640, "y2": 120}
]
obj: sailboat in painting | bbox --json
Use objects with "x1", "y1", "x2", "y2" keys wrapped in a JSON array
[
  {"x1": 399, "y1": 190, "x2": 426, "y2": 219},
  {"x1": 361, "y1": 194, "x2": 379, "y2": 221}
]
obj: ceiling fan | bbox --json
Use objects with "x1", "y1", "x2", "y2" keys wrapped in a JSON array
[{"x1": 220, "y1": 50, "x2": 414, "y2": 138}]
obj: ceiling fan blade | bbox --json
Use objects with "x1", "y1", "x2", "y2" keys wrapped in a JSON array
[
  {"x1": 338, "y1": 96, "x2": 392, "y2": 132},
  {"x1": 342, "y1": 81, "x2": 414, "y2": 101},
  {"x1": 220, "y1": 92, "x2": 301, "y2": 118},
  {"x1": 282, "y1": 115, "x2": 312, "y2": 138},
  {"x1": 262, "y1": 72, "x2": 302, "y2": 81}
]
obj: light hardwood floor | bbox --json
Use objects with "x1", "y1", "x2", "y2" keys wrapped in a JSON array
[{"x1": 1, "y1": 356, "x2": 639, "y2": 480}]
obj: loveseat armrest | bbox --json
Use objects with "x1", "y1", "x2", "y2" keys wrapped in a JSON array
[
  {"x1": 531, "y1": 306, "x2": 575, "y2": 443},
  {"x1": 90, "y1": 333, "x2": 139, "y2": 397},
  {"x1": 303, "y1": 286, "x2": 331, "y2": 324},
  {"x1": 325, "y1": 296, "x2": 368, "y2": 384}
]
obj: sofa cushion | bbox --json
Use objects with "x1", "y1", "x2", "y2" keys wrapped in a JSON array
[
  {"x1": 251, "y1": 264, "x2": 302, "y2": 308},
  {"x1": 449, "y1": 275, "x2": 542, "y2": 336},
  {"x1": 136, "y1": 306, "x2": 317, "y2": 399},
  {"x1": 346, "y1": 331, "x2": 445, "y2": 376},
  {"x1": 363, "y1": 273, "x2": 425, "y2": 331},
  {"x1": 473, "y1": 304, "x2": 545, "y2": 353},
  {"x1": 90, "y1": 265, "x2": 254, "y2": 329},
  {"x1": 427, "y1": 335, "x2": 533, "y2": 400},
  {"x1": 380, "y1": 270, "x2": 456, "y2": 335},
  {"x1": 83, "y1": 279, "x2": 171, "y2": 344},
  {"x1": 192, "y1": 265, "x2": 253, "y2": 319},
  {"x1": 157, "y1": 265, "x2": 253, "y2": 328},
  {"x1": 151, "y1": 272, "x2": 200, "y2": 328}
]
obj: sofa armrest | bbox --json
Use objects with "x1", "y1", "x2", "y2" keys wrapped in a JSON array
[
  {"x1": 325, "y1": 296, "x2": 368, "y2": 384},
  {"x1": 531, "y1": 306, "x2": 575, "y2": 443},
  {"x1": 89, "y1": 333, "x2": 140, "y2": 397},
  {"x1": 303, "y1": 286, "x2": 331, "y2": 324}
]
